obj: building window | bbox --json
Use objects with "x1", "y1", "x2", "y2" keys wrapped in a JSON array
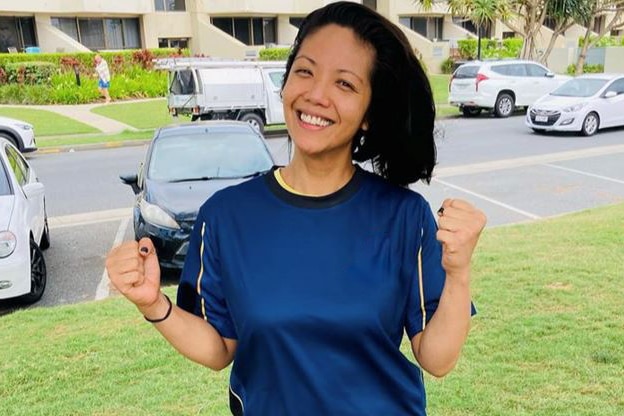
[
  {"x1": 154, "y1": 0, "x2": 186, "y2": 11},
  {"x1": 452, "y1": 16, "x2": 492, "y2": 37},
  {"x1": 51, "y1": 17, "x2": 141, "y2": 50},
  {"x1": 592, "y1": 15, "x2": 605, "y2": 33},
  {"x1": 211, "y1": 17, "x2": 276, "y2": 46},
  {"x1": 159, "y1": 38, "x2": 189, "y2": 49},
  {"x1": 401, "y1": 16, "x2": 444, "y2": 41},
  {"x1": 0, "y1": 16, "x2": 38, "y2": 53}
]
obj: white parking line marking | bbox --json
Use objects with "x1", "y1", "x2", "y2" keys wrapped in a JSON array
[
  {"x1": 433, "y1": 178, "x2": 542, "y2": 220},
  {"x1": 435, "y1": 144, "x2": 624, "y2": 178},
  {"x1": 543, "y1": 163, "x2": 624, "y2": 185},
  {"x1": 95, "y1": 216, "x2": 131, "y2": 300},
  {"x1": 49, "y1": 208, "x2": 132, "y2": 229}
]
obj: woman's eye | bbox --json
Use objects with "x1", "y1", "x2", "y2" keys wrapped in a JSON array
[
  {"x1": 338, "y1": 80, "x2": 355, "y2": 91},
  {"x1": 295, "y1": 68, "x2": 312, "y2": 76}
]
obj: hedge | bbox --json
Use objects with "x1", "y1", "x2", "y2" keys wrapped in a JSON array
[
  {"x1": 0, "y1": 48, "x2": 184, "y2": 104},
  {"x1": 457, "y1": 38, "x2": 523, "y2": 60},
  {"x1": 259, "y1": 47, "x2": 291, "y2": 61}
]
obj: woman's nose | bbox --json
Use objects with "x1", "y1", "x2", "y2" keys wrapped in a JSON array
[{"x1": 304, "y1": 79, "x2": 331, "y2": 107}]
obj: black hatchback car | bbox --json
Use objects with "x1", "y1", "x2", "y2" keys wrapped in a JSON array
[{"x1": 121, "y1": 121, "x2": 275, "y2": 270}]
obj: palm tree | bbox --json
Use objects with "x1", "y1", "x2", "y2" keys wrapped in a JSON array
[{"x1": 416, "y1": 0, "x2": 510, "y2": 60}]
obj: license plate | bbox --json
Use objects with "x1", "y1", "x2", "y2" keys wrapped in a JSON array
[{"x1": 535, "y1": 115, "x2": 548, "y2": 122}]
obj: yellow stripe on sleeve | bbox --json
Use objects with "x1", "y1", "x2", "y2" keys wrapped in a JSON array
[
  {"x1": 196, "y1": 222, "x2": 207, "y2": 320},
  {"x1": 417, "y1": 245, "x2": 426, "y2": 330}
]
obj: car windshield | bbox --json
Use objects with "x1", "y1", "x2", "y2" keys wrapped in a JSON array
[
  {"x1": 147, "y1": 129, "x2": 274, "y2": 182},
  {"x1": 550, "y1": 78, "x2": 608, "y2": 97}
]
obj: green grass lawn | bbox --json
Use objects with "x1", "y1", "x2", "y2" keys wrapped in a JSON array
[
  {"x1": 1, "y1": 203, "x2": 623, "y2": 415},
  {"x1": 91, "y1": 99, "x2": 180, "y2": 130},
  {"x1": 429, "y1": 74, "x2": 450, "y2": 105},
  {"x1": 0, "y1": 107, "x2": 99, "y2": 136}
]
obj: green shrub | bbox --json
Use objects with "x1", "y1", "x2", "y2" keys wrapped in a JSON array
[
  {"x1": 440, "y1": 57, "x2": 455, "y2": 74},
  {"x1": 259, "y1": 47, "x2": 291, "y2": 61},
  {"x1": 458, "y1": 39, "x2": 477, "y2": 60},
  {"x1": 2, "y1": 61, "x2": 57, "y2": 85},
  {"x1": 578, "y1": 36, "x2": 623, "y2": 47},
  {"x1": 0, "y1": 49, "x2": 177, "y2": 104},
  {"x1": 565, "y1": 63, "x2": 604, "y2": 75},
  {"x1": 0, "y1": 66, "x2": 168, "y2": 104},
  {"x1": 457, "y1": 38, "x2": 521, "y2": 60}
]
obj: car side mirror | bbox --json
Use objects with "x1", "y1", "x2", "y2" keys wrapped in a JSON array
[
  {"x1": 545, "y1": 71, "x2": 555, "y2": 78},
  {"x1": 604, "y1": 91, "x2": 617, "y2": 98},
  {"x1": 120, "y1": 173, "x2": 140, "y2": 195}
]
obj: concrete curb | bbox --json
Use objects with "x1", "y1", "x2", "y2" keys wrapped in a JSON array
[{"x1": 36, "y1": 139, "x2": 151, "y2": 154}]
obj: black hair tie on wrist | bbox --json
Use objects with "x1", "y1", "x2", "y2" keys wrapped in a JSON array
[{"x1": 144, "y1": 294, "x2": 172, "y2": 323}]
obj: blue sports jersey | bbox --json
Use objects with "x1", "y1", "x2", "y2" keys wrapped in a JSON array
[{"x1": 177, "y1": 167, "x2": 455, "y2": 416}]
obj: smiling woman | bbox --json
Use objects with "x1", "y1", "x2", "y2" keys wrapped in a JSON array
[{"x1": 105, "y1": 3, "x2": 487, "y2": 415}]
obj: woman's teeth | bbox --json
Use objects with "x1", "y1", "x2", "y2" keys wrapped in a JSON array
[{"x1": 300, "y1": 112, "x2": 332, "y2": 127}]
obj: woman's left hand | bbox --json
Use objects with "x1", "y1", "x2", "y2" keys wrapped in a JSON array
[{"x1": 436, "y1": 198, "x2": 487, "y2": 279}]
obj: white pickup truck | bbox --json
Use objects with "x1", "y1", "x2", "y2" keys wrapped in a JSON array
[{"x1": 156, "y1": 58, "x2": 286, "y2": 133}]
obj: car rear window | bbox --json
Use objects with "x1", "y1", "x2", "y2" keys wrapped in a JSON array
[{"x1": 453, "y1": 65, "x2": 480, "y2": 79}]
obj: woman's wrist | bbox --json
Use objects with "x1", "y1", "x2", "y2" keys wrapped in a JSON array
[{"x1": 140, "y1": 293, "x2": 173, "y2": 323}]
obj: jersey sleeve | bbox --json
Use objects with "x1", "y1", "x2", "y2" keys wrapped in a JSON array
[
  {"x1": 176, "y1": 205, "x2": 237, "y2": 340},
  {"x1": 404, "y1": 200, "x2": 476, "y2": 339}
]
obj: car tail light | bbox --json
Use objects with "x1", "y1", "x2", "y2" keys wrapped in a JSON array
[{"x1": 475, "y1": 73, "x2": 488, "y2": 91}]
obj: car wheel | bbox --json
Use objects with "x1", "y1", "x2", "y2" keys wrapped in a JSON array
[
  {"x1": 40, "y1": 215, "x2": 50, "y2": 250},
  {"x1": 20, "y1": 237, "x2": 47, "y2": 304},
  {"x1": 580, "y1": 112, "x2": 599, "y2": 136},
  {"x1": 462, "y1": 107, "x2": 482, "y2": 117},
  {"x1": 239, "y1": 112, "x2": 264, "y2": 133},
  {"x1": 494, "y1": 93, "x2": 515, "y2": 118},
  {"x1": 0, "y1": 132, "x2": 20, "y2": 150}
]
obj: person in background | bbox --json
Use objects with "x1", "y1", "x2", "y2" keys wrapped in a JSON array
[
  {"x1": 94, "y1": 54, "x2": 111, "y2": 104},
  {"x1": 105, "y1": 2, "x2": 487, "y2": 415}
]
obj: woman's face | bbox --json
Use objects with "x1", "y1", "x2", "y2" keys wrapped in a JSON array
[{"x1": 282, "y1": 24, "x2": 374, "y2": 161}]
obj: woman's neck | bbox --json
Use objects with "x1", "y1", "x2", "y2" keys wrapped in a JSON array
[{"x1": 280, "y1": 155, "x2": 355, "y2": 197}]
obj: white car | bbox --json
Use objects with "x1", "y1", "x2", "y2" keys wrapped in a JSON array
[
  {"x1": 526, "y1": 73, "x2": 624, "y2": 136},
  {"x1": 0, "y1": 116, "x2": 37, "y2": 153},
  {"x1": 0, "y1": 138, "x2": 49, "y2": 304},
  {"x1": 449, "y1": 60, "x2": 570, "y2": 118}
]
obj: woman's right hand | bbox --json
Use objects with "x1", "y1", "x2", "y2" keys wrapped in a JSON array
[{"x1": 105, "y1": 237, "x2": 161, "y2": 310}]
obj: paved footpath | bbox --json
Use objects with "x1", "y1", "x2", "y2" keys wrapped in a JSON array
[{"x1": 0, "y1": 98, "x2": 163, "y2": 134}]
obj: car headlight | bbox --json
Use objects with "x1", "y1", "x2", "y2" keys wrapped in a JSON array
[
  {"x1": 562, "y1": 103, "x2": 586, "y2": 112},
  {"x1": 16, "y1": 123, "x2": 33, "y2": 131},
  {"x1": 139, "y1": 199, "x2": 180, "y2": 230},
  {"x1": 0, "y1": 231, "x2": 17, "y2": 258}
]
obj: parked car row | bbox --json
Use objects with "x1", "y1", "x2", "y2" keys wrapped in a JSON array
[
  {"x1": 0, "y1": 117, "x2": 276, "y2": 304},
  {"x1": 449, "y1": 59, "x2": 624, "y2": 136}
]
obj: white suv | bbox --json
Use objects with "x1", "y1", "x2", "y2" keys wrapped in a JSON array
[
  {"x1": 0, "y1": 116, "x2": 37, "y2": 153},
  {"x1": 449, "y1": 60, "x2": 570, "y2": 118}
]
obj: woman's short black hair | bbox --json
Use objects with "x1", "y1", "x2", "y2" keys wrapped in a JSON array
[{"x1": 282, "y1": 1, "x2": 437, "y2": 187}]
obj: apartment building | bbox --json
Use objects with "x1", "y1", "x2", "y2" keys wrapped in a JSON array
[{"x1": 0, "y1": 0, "x2": 620, "y2": 74}]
